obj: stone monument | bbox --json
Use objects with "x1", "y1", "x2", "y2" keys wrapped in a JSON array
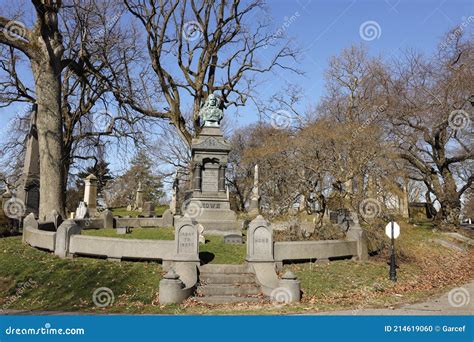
[
  {"x1": 186, "y1": 94, "x2": 239, "y2": 235},
  {"x1": 134, "y1": 182, "x2": 144, "y2": 211},
  {"x1": 16, "y1": 104, "x2": 40, "y2": 218},
  {"x1": 248, "y1": 164, "x2": 260, "y2": 215},
  {"x1": 83, "y1": 174, "x2": 98, "y2": 216}
]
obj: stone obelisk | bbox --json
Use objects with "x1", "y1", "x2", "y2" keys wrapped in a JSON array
[{"x1": 248, "y1": 164, "x2": 260, "y2": 215}]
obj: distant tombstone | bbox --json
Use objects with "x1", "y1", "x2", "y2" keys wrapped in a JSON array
[
  {"x1": 126, "y1": 204, "x2": 132, "y2": 212},
  {"x1": 174, "y1": 216, "x2": 199, "y2": 260},
  {"x1": 224, "y1": 234, "x2": 243, "y2": 244},
  {"x1": 75, "y1": 202, "x2": 89, "y2": 219},
  {"x1": 83, "y1": 174, "x2": 98, "y2": 216},
  {"x1": 135, "y1": 182, "x2": 144, "y2": 210},
  {"x1": 102, "y1": 209, "x2": 114, "y2": 229},
  {"x1": 45, "y1": 209, "x2": 62, "y2": 230},
  {"x1": 142, "y1": 202, "x2": 155, "y2": 217},
  {"x1": 162, "y1": 209, "x2": 174, "y2": 227},
  {"x1": 16, "y1": 105, "x2": 40, "y2": 218},
  {"x1": 246, "y1": 215, "x2": 273, "y2": 262}
]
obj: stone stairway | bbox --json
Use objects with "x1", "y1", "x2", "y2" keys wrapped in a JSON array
[{"x1": 193, "y1": 264, "x2": 262, "y2": 304}]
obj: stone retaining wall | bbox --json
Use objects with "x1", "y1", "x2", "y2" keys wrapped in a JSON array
[
  {"x1": 274, "y1": 240, "x2": 358, "y2": 262},
  {"x1": 69, "y1": 235, "x2": 174, "y2": 260},
  {"x1": 23, "y1": 225, "x2": 56, "y2": 251}
]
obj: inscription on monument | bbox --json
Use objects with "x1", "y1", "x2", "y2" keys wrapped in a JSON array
[
  {"x1": 202, "y1": 202, "x2": 221, "y2": 209},
  {"x1": 202, "y1": 168, "x2": 218, "y2": 192},
  {"x1": 178, "y1": 225, "x2": 197, "y2": 254},
  {"x1": 252, "y1": 226, "x2": 272, "y2": 258}
]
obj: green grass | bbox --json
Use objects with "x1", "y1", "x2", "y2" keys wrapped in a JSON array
[
  {"x1": 0, "y1": 237, "x2": 163, "y2": 313},
  {"x1": 200, "y1": 235, "x2": 246, "y2": 264},
  {"x1": 82, "y1": 228, "x2": 175, "y2": 240},
  {"x1": 83, "y1": 228, "x2": 246, "y2": 264},
  {"x1": 111, "y1": 205, "x2": 168, "y2": 218},
  {"x1": 1, "y1": 222, "x2": 471, "y2": 314}
]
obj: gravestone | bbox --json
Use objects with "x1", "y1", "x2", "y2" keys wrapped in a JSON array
[
  {"x1": 186, "y1": 94, "x2": 239, "y2": 235},
  {"x1": 75, "y1": 201, "x2": 89, "y2": 219},
  {"x1": 16, "y1": 104, "x2": 40, "y2": 218},
  {"x1": 0, "y1": 189, "x2": 11, "y2": 226},
  {"x1": 102, "y1": 209, "x2": 114, "y2": 229},
  {"x1": 246, "y1": 215, "x2": 273, "y2": 262},
  {"x1": 174, "y1": 216, "x2": 199, "y2": 261},
  {"x1": 224, "y1": 234, "x2": 243, "y2": 244},
  {"x1": 162, "y1": 209, "x2": 174, "y2": 227},
  {"x1": 143, "y1": 202, "x2": 155, "y2": 217},
  {"x1": 248, "y1": 164, "x2": 260, "y2": 215},
  {"x1": 45, "y1": 209, "x2": 62, "y2": 230},
  {"x1": 83, "y1": 174, "x2": 98, "y2": 216},
  {"x1": 134, "y1": 182, "x2": 144, "y2": 211}
]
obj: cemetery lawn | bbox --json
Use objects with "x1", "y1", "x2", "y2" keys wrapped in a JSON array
[
  {"x1": 0, "y1": 222, "x2": 472, "y2": 314},
  {"x1": 82, "y1": 228, "x2": 247, "y2": 264},
  {"x1": 82, "y1": 227, "x2": 175, "y2": 240},
  {"x1": 111, "y1": 205, "x2": 168, "y2": 218}
]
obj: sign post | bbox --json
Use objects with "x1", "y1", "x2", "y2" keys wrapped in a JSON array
[{"x1": 385, "y1": 221, "x2": 400, "y2": 282}]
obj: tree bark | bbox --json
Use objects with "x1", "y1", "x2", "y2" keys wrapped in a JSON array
[{"x1": 31, "y1": 60, "x2": 65, "y2": 219}]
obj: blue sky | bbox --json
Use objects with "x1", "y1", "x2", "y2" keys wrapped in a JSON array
[
  {"x1": 231, "y1": 0, "x2": 474, "y2": 124},
  {"x1": 0, "y1": 0, "x2": 473, "y2": 174}
]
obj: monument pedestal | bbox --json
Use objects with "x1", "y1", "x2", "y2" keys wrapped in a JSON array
[{"x1": 188, "y1": 126, "x2": 240, "y2": 236}]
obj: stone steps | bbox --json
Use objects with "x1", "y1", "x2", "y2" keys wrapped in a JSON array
[
  {"x1": 193, "y1": 264, "x2": 262, "y2": 304},
  {"x1": 199, "y1": 273, "x2": 256, "y2": 284},
  {"x1": 198, "y1": 284, "x2": 260, "y2": 296},
  {"x1": 200, "y1": 264, "x2": 250, "y2": 274},
  {"x1": 193, "y1": 295, "x2": 262, "y2": 305}
]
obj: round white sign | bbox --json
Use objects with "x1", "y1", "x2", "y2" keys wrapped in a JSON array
[{"x1": 385, "y1": 222, "x2": 400, "y2": 239}]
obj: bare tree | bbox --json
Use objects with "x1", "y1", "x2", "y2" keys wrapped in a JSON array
[
  {"x1": 383, "y1": 32, "x2": 473, "y2": 228},
  {"x1": 0, "y1": 0, "x2": 146, "y2": 217},
  {"x1": 103, "y1": 0, "x2": 302, "y2": 147}
]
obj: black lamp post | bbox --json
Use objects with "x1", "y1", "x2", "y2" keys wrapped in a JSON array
[{"x1": 389, "y1": 220, "x2": 397, "y2": 282}]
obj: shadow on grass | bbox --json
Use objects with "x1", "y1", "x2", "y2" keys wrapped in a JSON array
[{"x1": 199, "y1": 251, "x2": 215, "y2": 265}]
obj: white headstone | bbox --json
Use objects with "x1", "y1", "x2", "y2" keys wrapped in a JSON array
[{"x1": 75, "y1": 202, "x2": 89, "y2": 219}]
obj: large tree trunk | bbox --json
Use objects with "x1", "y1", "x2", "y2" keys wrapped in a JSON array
[
  {"x1": 32, "y1": 60, "x2": 65, "y2": 219},
  {"x1": 434, "y1": 169, "x2": 461, "y2": 230}
]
